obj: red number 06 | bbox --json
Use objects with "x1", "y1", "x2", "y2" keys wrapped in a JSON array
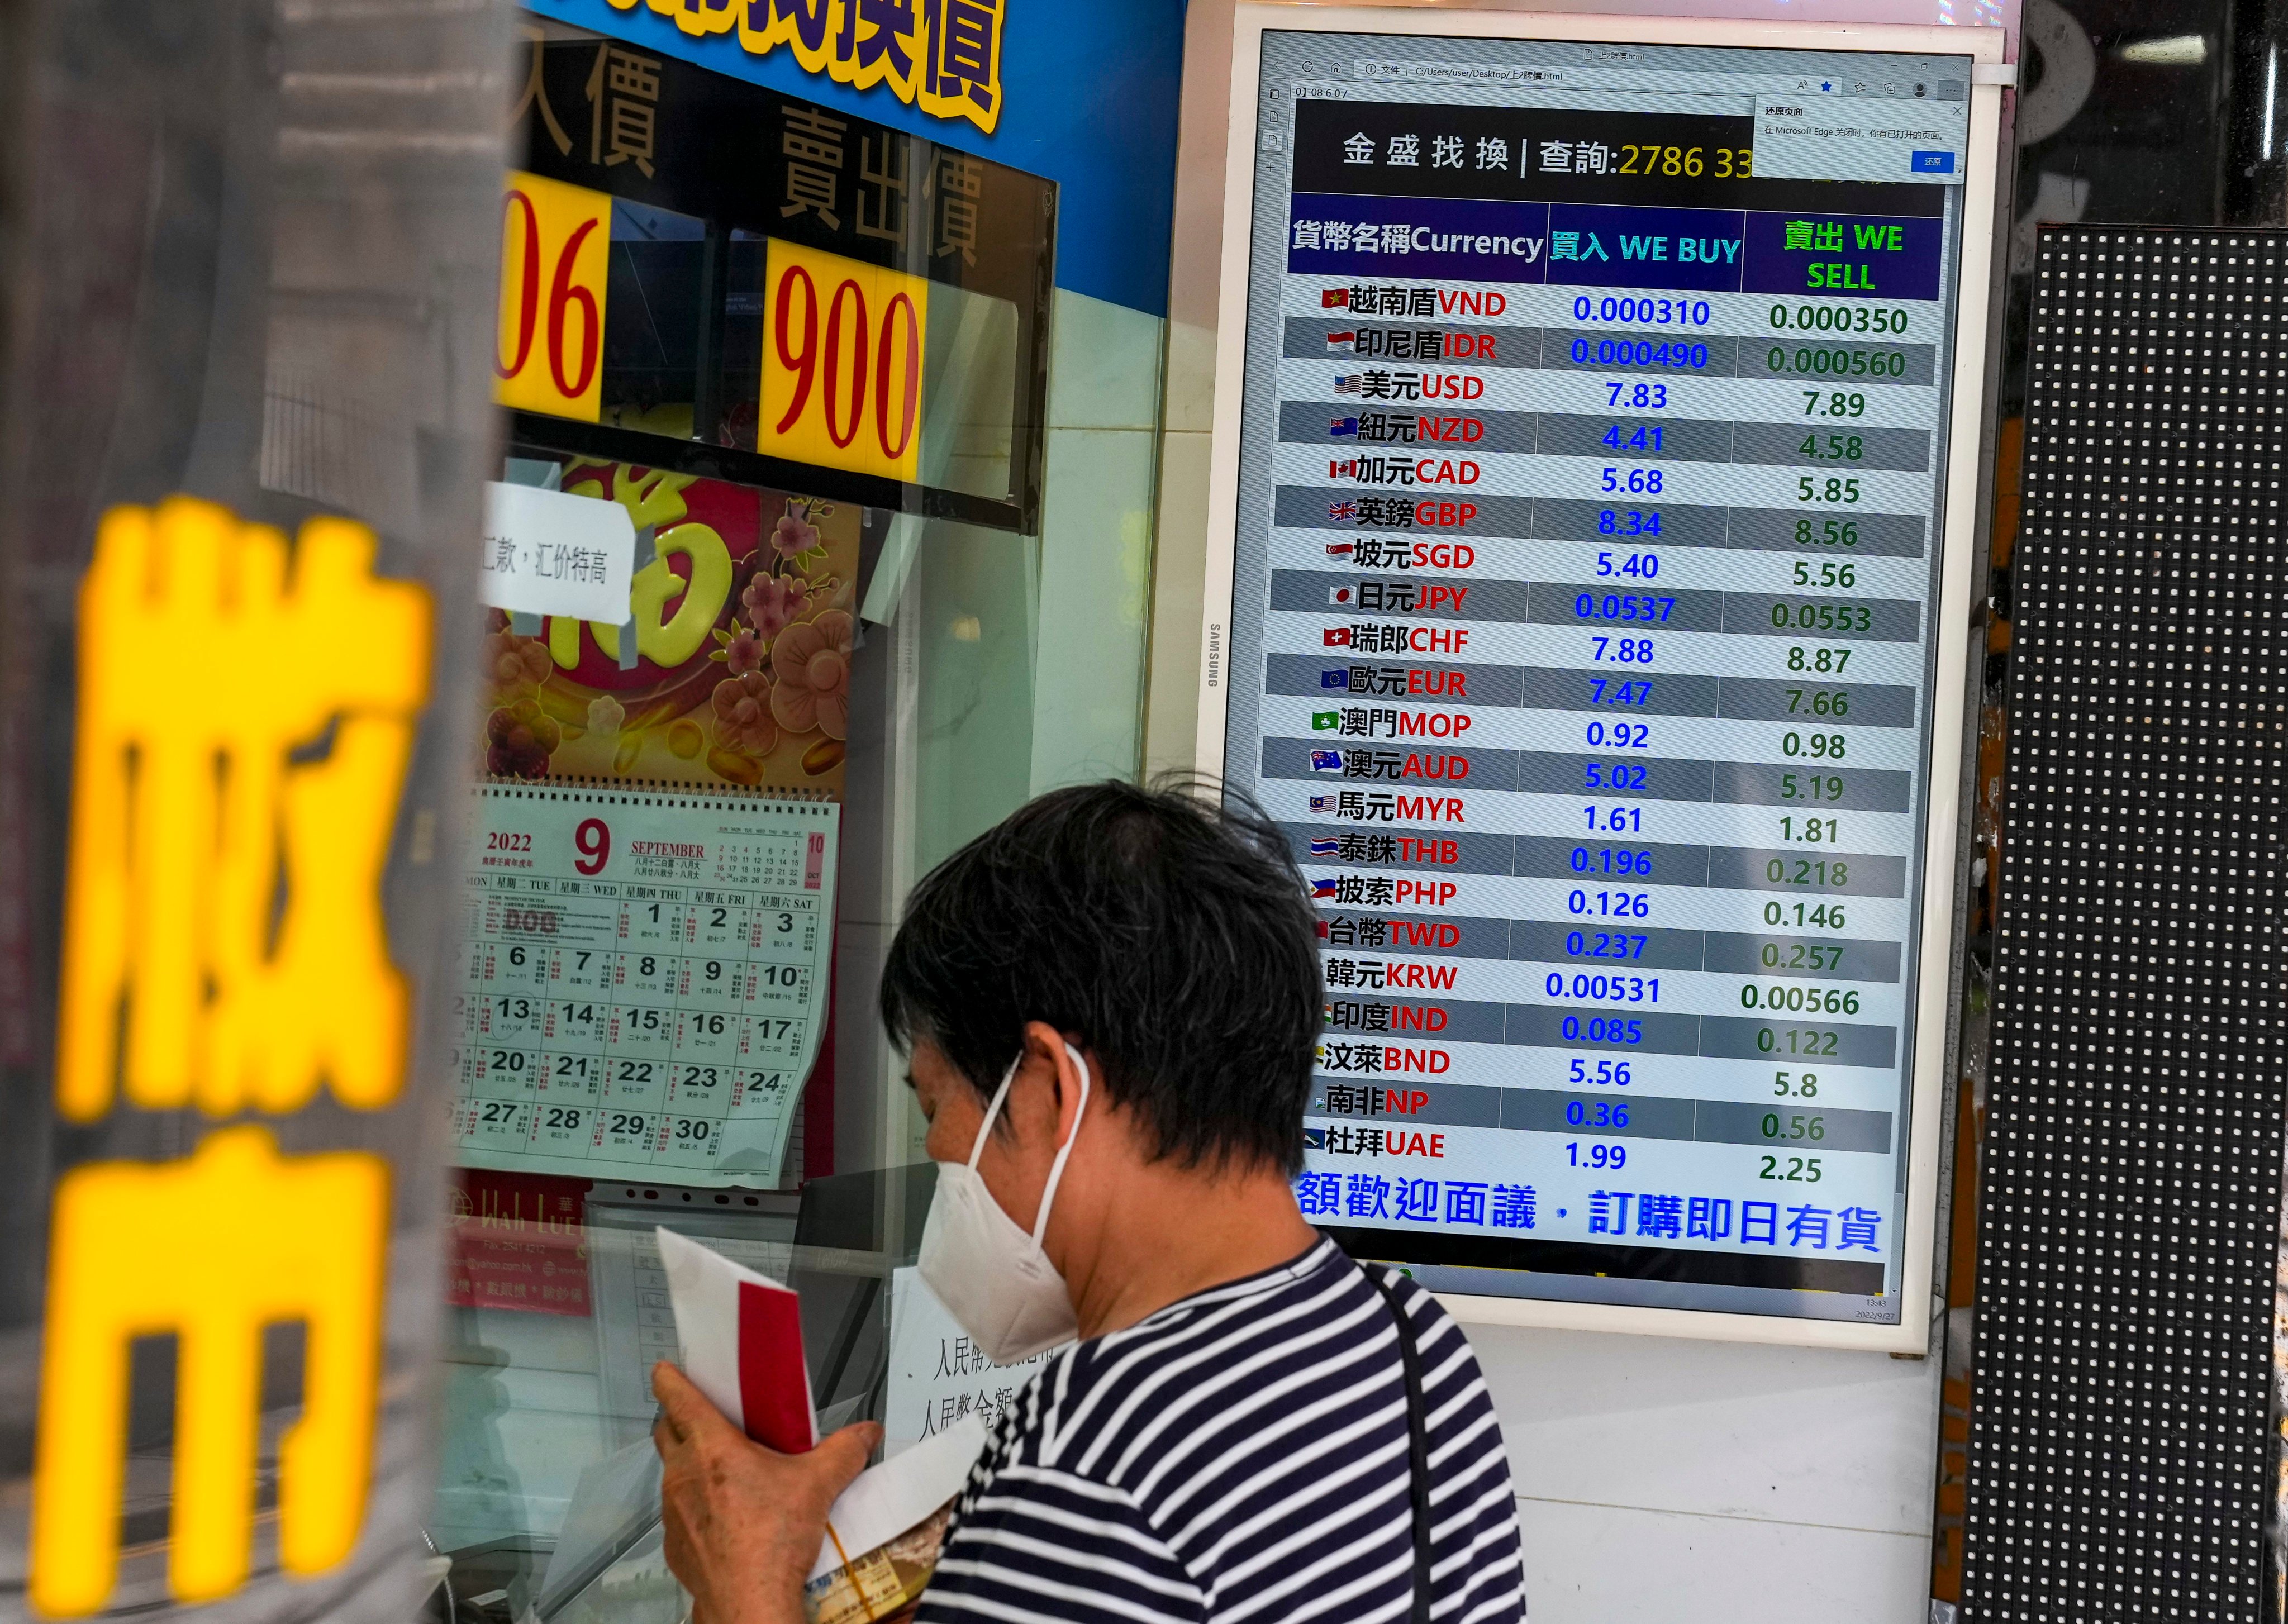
[
  {"x1": 497, "y1": 188, "x2": 601, "y2": 398},
  {"x1": 573, "y1": 817, "x2": 611, "y2": 876}
]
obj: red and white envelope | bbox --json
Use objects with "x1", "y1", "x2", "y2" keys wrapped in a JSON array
[{"x1": 655, "y1": 1227, "x2": 816, "y2": 1454}]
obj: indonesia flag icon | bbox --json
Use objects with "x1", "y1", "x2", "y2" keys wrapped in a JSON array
[{"x1": 1325, "y1": 331, "x2": 1357, "y2": 352}]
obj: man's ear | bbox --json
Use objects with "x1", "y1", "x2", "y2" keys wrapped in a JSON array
[{"x1": 1021, "y1": 1019, "x2": 1089, "y2": 1151}]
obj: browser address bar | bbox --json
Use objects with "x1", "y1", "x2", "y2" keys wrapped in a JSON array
[{"x1": 1350, "y1": 59, "x2": 1843, "y2": 96}]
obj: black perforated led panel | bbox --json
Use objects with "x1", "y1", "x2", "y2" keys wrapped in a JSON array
[{"x1": 1962, "y1": 226, "x2": 2288, "y2": 1621}]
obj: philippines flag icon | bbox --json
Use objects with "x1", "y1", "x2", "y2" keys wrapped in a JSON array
[
  {"x1": 1310, "y1": 749, "x2": 1344, "y2": 773},
  {"x1": 1321, "y1": 288, "x2": 1349, "y2": 308},
  {"x1": 1323, "y1": 627, "x2": 1353, "y2": 647},
  {"x1": 1325, "y1": 540, "x2": 1355, "y2": 560},
  {"x1": 1310, "y1": 794, "x2": 1336, "y2": 812},
  {"x1": 1320, "y1": 669, "x2": 1350, "y2": 689},
  {"x1": 1330, "y1": 417, "x2": 1359, "y2": 437},
  {"x1": 1309, "y1": 837, "x2": 1340, "y2": 857},
  {"x1": 1328, "y1": 500, "x2": 1359, "y2": 521},
  {"x1": 1311, "y1": 877, "x2": 1342, "y2": 899},
  {"x1": 1325, "y1": 331, "x2": 1357, "y2": 352},
  {"x1": 1333, "y1": 375, "x2": 1363, "y2": 394},
  {"x1": 1329, "y1": 585, "x2": 1354, "y2": 606}
]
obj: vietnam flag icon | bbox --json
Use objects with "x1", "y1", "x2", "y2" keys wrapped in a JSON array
[{"x1": 1321, "y1": 288, "x2": 1349, "y2": 308}]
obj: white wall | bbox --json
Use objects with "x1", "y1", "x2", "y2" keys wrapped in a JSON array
[{"x1": 1139, "y1": 3, "x2": 2005, "y2": 1616}]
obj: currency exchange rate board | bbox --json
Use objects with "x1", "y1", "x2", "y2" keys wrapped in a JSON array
[{"x1": 1222, "y1": 33, "x2": 1979, "y2": 1325}]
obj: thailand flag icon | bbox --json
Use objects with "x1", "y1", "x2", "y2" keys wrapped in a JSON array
[
  {"x1": 1325, "y1": 331, "x2": 1357, "y2": 352},
  {"x1": 1310, "y1": 749, "x2": 1344, "y2": 773},
  {"x1": 1323, "y1": 627, "x2": 1352, "y2": 647},
  {"x1": 1321, "y1": 288, "x2": 1349, "y2": 308},
  {"x1": 1310, "y1": 794, "x2": 1336, "y2": 813},
  {"x1": 1330, "y1": 417, "x2": 1359, "y2": 437},
  {"x1": 1310, "y1": 877, "x2": 1341, "y2": 899},
  {"x1": 1320, "y1": 669, "x2": 1350, "y2": 689},
  {"x1": 1309, "y1": 838, "x2": 1340, "y2": 858}
]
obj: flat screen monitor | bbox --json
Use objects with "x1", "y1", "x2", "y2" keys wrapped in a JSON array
[{"x1": 1201, "y1": 7, "x2": 2007, "y2": 1349}]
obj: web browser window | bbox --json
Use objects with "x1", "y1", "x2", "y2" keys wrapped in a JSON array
[{"x1": 1225, "y1": 28, "x2": 1981, "y2": 1325}]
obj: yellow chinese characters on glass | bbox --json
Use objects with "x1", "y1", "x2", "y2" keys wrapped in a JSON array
[
  {"x1": 32, "y1": 1128, "x2": 389, "y2": 1616},
  {"x1": 759, "y1": 238, "x2": 928, "y2": 483},
  {"x1": 617, "y1": 0, "x2": 1006, "y2": 134},
  {"x1": 496, "y1": 168, "x2": 613, "y2": 421},
  {"x1": 56, "y1": 497, "x2": 432, "y2": 1119}
]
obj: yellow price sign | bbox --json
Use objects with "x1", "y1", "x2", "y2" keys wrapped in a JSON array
[
  {"x1": 758, "y1": 239, "x2": 928, "y2": 483},
  {"x1": 495, "y1": 169, "x2": 611, "y2": 421}
]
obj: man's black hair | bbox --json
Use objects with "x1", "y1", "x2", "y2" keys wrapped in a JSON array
[{"x1": 879, "y1": 776, "x2": 1323, "y2": 1177}]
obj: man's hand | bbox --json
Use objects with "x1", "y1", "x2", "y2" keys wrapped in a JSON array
[{"x1": 651, "y1": 1361, "x2": 882, "y2": 1624}]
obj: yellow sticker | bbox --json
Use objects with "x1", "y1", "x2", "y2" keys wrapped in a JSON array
[
  {"x1": 758, "y1": 238, "x2": 928, "y2": 484},
  {"x1": 496, "y1": 168, "x2": 613, "y2": 421}
]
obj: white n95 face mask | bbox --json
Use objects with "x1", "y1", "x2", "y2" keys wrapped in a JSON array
[{"x1": 916, "y1": 1043, "x2": 1091, "y2": 1364}]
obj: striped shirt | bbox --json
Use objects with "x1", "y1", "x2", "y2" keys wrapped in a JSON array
[{"x1": 916, "y1": 1237, "x2": 1526, "y2": 1624}]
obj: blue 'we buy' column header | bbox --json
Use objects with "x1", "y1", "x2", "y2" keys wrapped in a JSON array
[{"x1": 1287, "y1": 193, "x2": 1942, "y2": 300}]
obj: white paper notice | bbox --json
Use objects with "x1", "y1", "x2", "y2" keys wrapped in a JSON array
[
  {"x1": 479, "y1": 479, "x2": 635, "y2": 622},
  {"x1": 883, "y1": 1267, "x2": 1057, "y2": 1454}
]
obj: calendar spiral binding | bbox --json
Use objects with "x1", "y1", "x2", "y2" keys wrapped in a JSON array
[{"x1": 474, "y1": 773, "x2": 839, "y2": 814}]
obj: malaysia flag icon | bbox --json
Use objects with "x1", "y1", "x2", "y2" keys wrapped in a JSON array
[
  {"x1": 1310, "y1": 794, "x2": 1336, "y2": 813},
  {"x1": 1309, "y1": 749, "x2": 1344, "y2": 773}
]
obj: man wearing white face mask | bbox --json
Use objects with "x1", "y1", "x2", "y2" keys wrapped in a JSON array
[{"x1": 651, "y1": 779, "x2": 1527, "y2": 1624}]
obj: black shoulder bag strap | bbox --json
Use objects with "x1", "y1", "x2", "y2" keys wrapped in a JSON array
[{"x1": 1368, "y1": 1264, "x2": 1433, "y2": 1624}]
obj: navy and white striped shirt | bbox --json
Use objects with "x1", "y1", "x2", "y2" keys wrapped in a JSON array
[{"x1": 917, "y1": 1237, "x2": 1526, "y2": 1623}]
